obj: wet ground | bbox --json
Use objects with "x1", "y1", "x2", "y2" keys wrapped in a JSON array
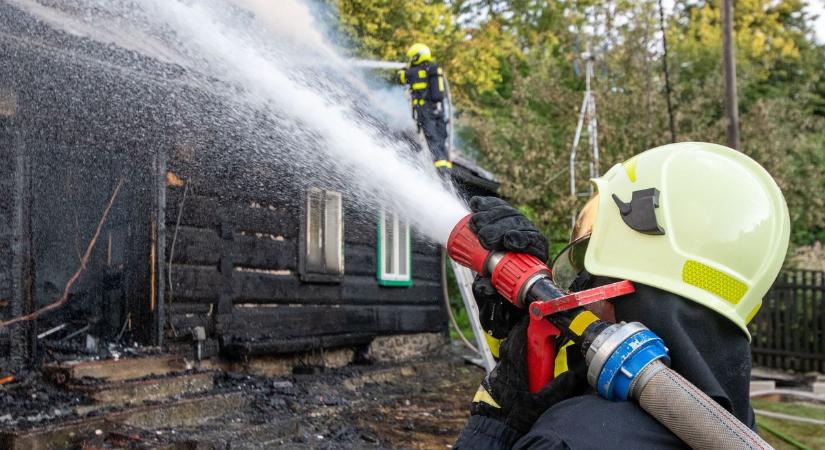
[
  {"x1": 0, "y1": 349, "x2": 485, "y2": 449},
  {"x1": 179, "y1": 356, "x2": 483, "y2": 449}
]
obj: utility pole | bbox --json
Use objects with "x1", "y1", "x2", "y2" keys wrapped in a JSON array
[
  {"x1": 721, "y1": 0, "x2": 740, "y2": 150},
  {"x1": 658, "y1": 0, "x2": 676, "y2": 143},
  {"x1": 569, "y1": 49, "x2": 599, "y2": 227}
]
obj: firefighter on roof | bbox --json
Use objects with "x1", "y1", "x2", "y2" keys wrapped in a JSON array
[{"x1": 397, "y1": 43, "x2": 451, "y2": 174}]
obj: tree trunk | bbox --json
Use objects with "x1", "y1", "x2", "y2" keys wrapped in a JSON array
[{"x1": 722, "y1": 0, "x2": 740, "y2": 150}]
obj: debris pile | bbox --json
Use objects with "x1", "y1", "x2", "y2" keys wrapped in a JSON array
[
  {"x1": 0, "y1": 348, "x2": 484, "y2": 449},
  {"x1": 0, "y1": 370, "x2": 90, "y2": 430}
]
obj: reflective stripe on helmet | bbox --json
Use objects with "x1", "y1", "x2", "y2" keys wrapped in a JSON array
[
  {"x1": 434, "y1": 159, "x2": 453, "y2": 168},
  {"x1": 682, "y1": 260, "x2": 748, "y2": 304}
]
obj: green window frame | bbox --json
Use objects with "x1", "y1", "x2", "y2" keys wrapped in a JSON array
[{"x1": 377, "y1": 209, "x2": 412, "y2": 287}]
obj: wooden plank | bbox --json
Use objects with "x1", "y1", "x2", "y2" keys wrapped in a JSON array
[
  {"x1": 169, "y1": 310, "x2": 212, "y2": 331},
  {"x1": 802, "y1": 271, "x2": 811, "y2": 372},
  {"x1": 171, "y1": 264, "x2": 443, "y2": 306},
  {"x1": 0, "y1": 416, "x2": 109, "y2": 450},
  {"x1": 412, "y1": 254, "x2": 442, "y2": 281},
  {"x1": 168, "y1": 302, "x2": 211, "y2": 314},
  {"x1": 223, "y1": 332, "x2": 375, "y2": 357},
  {"x1": 223, "y1": 304, "x2": 445, "y2": 341},
  {"x1": 166, "y1": 226, "x2": 221, "y2": 265},
  {"x1": 166, "y1": 226, "x2": 297, "y2": 269},
  {"x1": 790, "y1": 272, "x2": 798, "y2": 371},
  {"x1": 166, "y1": 193, "x2": 298, "y2": 239},
  {"x1": 412, "y1": 234, "x2": 441, "y2": 255},
  {"x1": 67, "y1": 372, "x2": 214, "y2": 407},
  {"x1": 344, "y1": 244, "x2": 376, "y2": 277},
  {"x1": 766, "y1": 284, "x2": 778, "y2": 369},
  {"x1": 232, "y1": 234, "x2": 297, "y2": 270},
  {"x1": 344, "y1": 244, "x2": 441, "y2": 281},
  {"x1": 110, "y1": 392, "x2": 249, "y2": 429},
  {"x1": 232, "y1": 203, "x2": 299, "y2": 238},
  {"x1": 43, "y1": 355, "x2": 189, "y2": 384},
  {"x1": 168, "y1": 264, "x2": 222, "y2": 302},
  {"x1": 811, "y1": 272, "x2": 825, "y2": 372},
  {"x1": 165, "y1": 193, "x2": 222, "y2": 229},
  {"x1": 231, "y1": 272, "x2": 442, "y2": 305}
]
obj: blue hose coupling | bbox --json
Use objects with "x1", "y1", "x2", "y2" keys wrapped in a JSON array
[{"x1": 585, "y1": 322, "x2": 670, "y2": 401}]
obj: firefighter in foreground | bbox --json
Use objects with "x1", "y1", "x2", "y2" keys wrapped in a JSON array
[
  {"x1": 454, "y1": 142, "x2": 790, "y2": 448},
  {"x1": 397, "y1": 43, "x2": 451, "y2": 174}
]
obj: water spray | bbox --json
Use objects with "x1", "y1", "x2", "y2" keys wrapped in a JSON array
[{"x1": 447, "y1": 215, "x2": 772, "y2": 450}]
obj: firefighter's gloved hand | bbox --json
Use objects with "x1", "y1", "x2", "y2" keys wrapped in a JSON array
[
  {"x1": 470, "y1": 317, "x2": 588, "y2": 435},
  {"x1": 468, "y1": 196, "x2": 549, "y2": 262},
  {"x1": 433, "y1": 101, "x2": 444, "y2": 118},
  {"x1": 472, "y1": 276, "x2": 524, "y2": 356}
]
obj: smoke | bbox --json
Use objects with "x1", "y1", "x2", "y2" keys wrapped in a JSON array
[
  {"x1": 227, "y1": 0, "x2": 337, "y2": 60},
  {"x1": 9, "y1": 0, "x2": 467, "y2": 244}
]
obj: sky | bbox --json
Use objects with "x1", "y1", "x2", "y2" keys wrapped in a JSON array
[
  {"x1": 660, "y1": 0, "x2": 825, "y2": 44},
  {"x1": 808, "y1": 0, "x2": 825, "y2": 44}
]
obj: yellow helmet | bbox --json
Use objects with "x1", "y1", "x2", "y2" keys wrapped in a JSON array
[
  {"x1": 579, "y1": 142, "x2": 790, "y2": 339},
  {"x1": 406, "y1": 43, "x2": 432, "y2": 65}
]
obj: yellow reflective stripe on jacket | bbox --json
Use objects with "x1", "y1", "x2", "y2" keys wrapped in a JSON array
[
  {"x1": 411, "y1": 82, "x2": 428, "y2": 90},
  {"x1": 472, "y1": 385, "x2": 501, "y2": 409},
  {"x1": 438, "y1": 77, "x2": 444, "y2": 92},
  {"x1": 412, "y1": 98, "x2": 425, "y2": 106},
  {"x1": 398, "y1": 70, "x2": 406, "y2": 84},
  {"x1": 484, "y1": 332, "x2": 502, "y2": 359},
  {"x1": 437, "y1": 67, "x2": 443, "y2": 74},
  {"x1": 554, "y1": 340, "x2": 575, "y2": 377},
  {"x1": 434, "y1": 159, "x2": 453, "y2": 169},
  {"x1": 568, "y1": 310, "x2": 599, "y2": 336},
  {"x1": 418, "y1": 69, "x2": 427, "y2": 78}
]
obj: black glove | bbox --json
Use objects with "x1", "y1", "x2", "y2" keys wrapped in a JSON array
[
  {"x1": 470, "y1": 317, "x2": 588, "y2": 435},
  {"x1": 469, "y1": 196, "x2": 549, "y2": 341},
  {"x1": 473, "y1": 276, "x2": 523, "y2": 341},
  {"x1": 468, "y1": 196, "x2": 548, "y2": 262}
]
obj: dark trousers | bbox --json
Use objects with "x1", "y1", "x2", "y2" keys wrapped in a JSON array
[{"x1": 416, "y1": 105, "x2": 449, "y2": 162}]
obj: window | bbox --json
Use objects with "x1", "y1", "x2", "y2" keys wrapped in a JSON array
[
  {"x1": 300, "y1": 188, "x2": 343, "y2": 281},
  {"x1": 377, "y1": 209, "x2": 411, "y2": 286}
]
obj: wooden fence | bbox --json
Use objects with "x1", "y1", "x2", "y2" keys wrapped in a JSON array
[{"x1": 750, "y1": 270, "x2": 825, "y2": 373}]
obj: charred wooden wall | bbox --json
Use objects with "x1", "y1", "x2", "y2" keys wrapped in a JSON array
[
  {"x1": 164, "y1": 176, "x2": 447, "y2": 358},
  {"x1": 0, "y1": 8, "x2": 176, "y2": 366},
  {"x1": 0, "y1": 94, "x2": 30, "y2": 369},
  {"x1": 0, "y1": 2, "x2": 453, "y2": 365}
]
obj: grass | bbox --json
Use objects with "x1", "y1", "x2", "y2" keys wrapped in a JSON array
[{"x1": 753, "y1": 399, "x2": 825, "y2": 450}]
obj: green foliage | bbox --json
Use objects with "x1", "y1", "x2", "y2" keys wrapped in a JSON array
[{"x1": 333, "y1": 0, "x2": 825, "y2": 253}]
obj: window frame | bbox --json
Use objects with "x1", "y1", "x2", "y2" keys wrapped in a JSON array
[
  {"x1": 299, "y1": 187, "x2": 344, "y2": 283},
  {"x1": 376, "y1": 209, "x2": 412, "y2": 287}
]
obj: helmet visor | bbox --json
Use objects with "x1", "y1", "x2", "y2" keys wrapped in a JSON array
[{"x1": 550, "y1": 235, "x2": 590, "y2": 291}]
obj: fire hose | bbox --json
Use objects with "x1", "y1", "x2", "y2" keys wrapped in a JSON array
[{"x1": 447, "y1": 215, "x2": 773, "y2": 450}]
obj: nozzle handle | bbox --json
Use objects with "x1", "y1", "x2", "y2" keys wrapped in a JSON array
[{"x1": 447, "y1": 214, "x2": 491, "y2": 274}]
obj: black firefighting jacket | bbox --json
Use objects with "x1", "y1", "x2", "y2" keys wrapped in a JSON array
[
  {"x1": 454, "y1": 283, "x2": 756, "y2": 449},
  {"x1": 398, "y1": 62, "x2": 445, "y2": 107}
]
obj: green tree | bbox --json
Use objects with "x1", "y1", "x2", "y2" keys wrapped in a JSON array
[{"x1": 334, "y1": 0, "x2": 825, "y2": 252}]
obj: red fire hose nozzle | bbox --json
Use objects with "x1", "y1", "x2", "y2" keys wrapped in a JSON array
[
  {"x1": 447, "y1": 214, "x2": 636, "y2": 393},
  {"x1": 447, "y1": 215, "x2": 550, "y2": 308}
]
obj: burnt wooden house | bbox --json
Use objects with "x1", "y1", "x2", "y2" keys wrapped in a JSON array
[{"x1": 0, "y1": 3, "x2": 498, "y2": 369}]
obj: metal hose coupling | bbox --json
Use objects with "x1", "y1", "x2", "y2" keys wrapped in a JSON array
[{"x1": 585, "y1": 322, "x2": 670, "y2": 401}]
